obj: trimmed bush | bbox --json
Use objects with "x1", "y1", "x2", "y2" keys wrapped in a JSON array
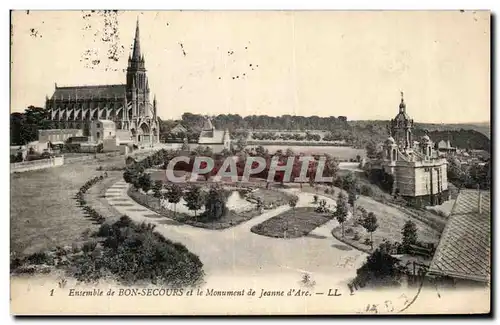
[{"x1": 71, "y1": 217, "x2": 204, "y2": 287}]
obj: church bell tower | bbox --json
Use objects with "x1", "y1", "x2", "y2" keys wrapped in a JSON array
[{"x1": 126, "y1": 18, "x2": 150, "y2": 118}]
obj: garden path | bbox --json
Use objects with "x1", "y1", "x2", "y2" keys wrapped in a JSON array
[{"x1": 105, "y1": 180, "x2": 366, "y2": 282}]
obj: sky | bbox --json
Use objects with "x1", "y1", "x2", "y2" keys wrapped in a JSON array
[{"x1": 10, "y1": 10, "x2": 490, "y2": 123}]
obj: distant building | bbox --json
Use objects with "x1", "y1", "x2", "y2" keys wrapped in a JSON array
[
  {"x1": 427, "y1": 189, "x2": 490, "y2": 285},
  {"x1": 90, "y1": 120, "x2": 133, "y2": 153},
  {"x1": 90, "y1": 120, "x2": 116, "y2": 143},
  {"x1": 38, "y1": 129, "x2": 83, "y2": 146},
  {"x1": 380, "y1": 92, "x2": 449, "y2": 206},
  {"x1": 198, "y1": 117, "x2": 231, "y2": 153},
  {"x1": 170, "y1": 123, "x2": 188, "y2": 135},
  {"x1": 44, "y1": 20, "x2": 159, "y2": 146},
  {"x1": 436, "y1": 139, "x2": 456, "y2": 155},
  {"x1": 469, "y1": 149, "x2": 490, "y2": 161}
]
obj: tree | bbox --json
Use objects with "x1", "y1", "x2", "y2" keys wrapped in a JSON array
[
  {"x1": 323, "y1": 154, "x2": 339, "y2": 180},
  {"x1": 365, "y1": 141, "x2": 378, "y2": 159},
  {"x1": 255, "y1": 145, "x2": 266, "y2": 157},
  {"x1": 286, "y1": 196, "x2": 299, "y2": 238},
  {"x1": 285, "y1": 148, "x2": 295, "y2": 157},
  {"x1": 235, "y1": 138, "x2": 247, "y2": 152},
  {"x1": 256, "y1": 197, "x2": 264, "y2": 214},
  {"x1": 10, "y1": 106, "x2": 55, "y2": 145},
  {"x1": 204, "y1": 186, "x2": 228, "y2": 221},
  {"x1": 152, "y1": 180, "x2": 163, "y2": 200},
  {"x1": 348, "y1": 184, "x2": 360, "y2": 218},
  {"x1": 362, "y1": 212, "x2": 379, "y2": 250},
  {"x1": 334, "y1": 192, "x2": 349, "y2": 237},
  {"x1": 401, "y1": 220, "x2": 418, "y2": 251},
  {"x1": 166, "y1": 184, "x2": 183, "y2": 216},
  {"x1": 447, "y1": 157, "x2": 466, "y2": 187},
  {"x1": 356, "y1": 248, "x2": 401, "y2": 286},
  {"x1": 184, "y1": 185, "x2": 204, "y2": 221},
  {"x1": 138, "y1": 173, "x2": 152, "y2": 193},
  {"x1": 342, "y1": 172, "x2": 357, "y2": 192}
]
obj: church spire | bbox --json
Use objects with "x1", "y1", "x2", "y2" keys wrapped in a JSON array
[{"x1": 132, "y1": 18, "x2": 141, "y2": 61}]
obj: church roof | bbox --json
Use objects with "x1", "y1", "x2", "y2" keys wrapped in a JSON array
[
  {"x1": 202, "y1": 118, "x2": 214, "y2": 131},
  {"x1": 394, "y1": 111, "x2": 411, "y2": 122},
  {"x1": 428, "y1": 190, "x2": 491, "y2": 283},
  {"x1": 199, "y1": 130, "x2": 228, "y2": 144},
  {"x1": 51, "y1": 84, "x2": 127, "y2": 100}
]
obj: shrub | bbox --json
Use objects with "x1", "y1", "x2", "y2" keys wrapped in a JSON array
[
  {"x1": 82, "y1": 240, "x2": 98, "y2": 254},
  {"x1": 345, "y1": 227, "x2": 354, "y2": 235},
  {"x1": 96, "y1": 223, "x2": 113, "y2": 237},
  {"x1": 69, "y1": 217, "x2": 205, "y2": 287},
  {"x1": 10, "y1": 252, "x2": 23, "y2": 270},
  {"x1": 353, "y1": 231, "x2": 361, "y2": 241},
  {"x1": 355, "y1": 248, "x2": 401, "y2": 287},
  {"x1": 363, "y1": 238, "x2": 372, "y2": 247},
  {"x1": 27, "y1": 252, "x2": 53, "y2": 265},
  {"x1": 360, "y1": 184, "x2": 374, "y2": 196}
]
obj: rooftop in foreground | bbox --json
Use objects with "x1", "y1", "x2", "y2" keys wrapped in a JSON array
[{"x1": 427, "y1": 189, "x2": 491, "y2": 283}]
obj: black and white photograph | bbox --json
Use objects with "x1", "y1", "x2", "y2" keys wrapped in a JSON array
[{"x1": 9, "y1": 10, "x2": 491, "y2": 315}]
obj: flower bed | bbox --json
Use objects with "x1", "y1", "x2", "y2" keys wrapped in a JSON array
[{"x1": 251, "y1": 207, "x2": 333, "y2": 238}]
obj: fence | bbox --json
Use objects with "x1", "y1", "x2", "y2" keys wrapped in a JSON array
[{"x1": 10, "y1": 156, "x2": 64, "y2": 173}]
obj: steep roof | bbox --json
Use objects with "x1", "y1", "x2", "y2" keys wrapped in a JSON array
[
  {"x1": 198, "y1": 130, "x2": 227, "y2": 144},
  {"x1": 427, "y1": 189, "x2": 491, "y2": 283},
  {"x1": 202, "y1": 118, "x2": 214, "y2": 131},
  {"x1": 171, "y1": 124, "x2": 188, "y2": 134},
  {"x1": 51, "y1": 84, "x2": 127, "y2": 100}
]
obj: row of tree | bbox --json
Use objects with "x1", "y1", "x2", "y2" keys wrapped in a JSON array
[
  {"x1": 251, "y1": 132, "x2": 322, "y2": 142},
  {"x1": 179, "y1": 113, "x2": 349, "y2": 133},
  {"x1": 11, "y1": 106, "x2": 55, "y2": 145}
]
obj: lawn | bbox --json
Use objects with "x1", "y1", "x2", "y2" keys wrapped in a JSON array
[
  {"x1": 10, "y1": 155, "x2": 126, "y2": 255},
  {"x1": 331, "y1": 197, "x2": 442, "y2": 255},
  {"x1": 128, "y1": 187, "x2": 291, "y2": 230},
  {"x1": 251, "y1": 207, "x2": 333, "y2": 238}
]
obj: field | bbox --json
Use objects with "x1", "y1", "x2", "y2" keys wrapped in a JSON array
[
  {"x1": 10, "y1": 155, "x2": 126, "y2": 255},
  {"x1": 246, "y1": 145, "x2": 366, "y2": 160},
  {"x1": 251, "y1": 207, "x2": 333, "y2": 238}
]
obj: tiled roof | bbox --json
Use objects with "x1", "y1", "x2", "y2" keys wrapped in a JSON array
[
  {"x1": 198, "y1": 130, "x2": 226, "y2": 144},
  {"x1": 428, "y1": 190, "x2": 491, "y2": 283},
  {"x1": 51, "y1": 84, "x2": 127, "y2": 100},
  {"x1": 171, "y1": 124, "x2": 188, "y2": 133}
]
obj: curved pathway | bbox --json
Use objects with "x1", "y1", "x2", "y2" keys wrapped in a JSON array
[{"x1": 106, "y1": 181, "x2": 366, "y2": 282}]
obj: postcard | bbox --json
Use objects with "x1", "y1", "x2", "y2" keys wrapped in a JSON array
[{"x1": 10, "y1": 10, "x2": 491, "y2": 315}]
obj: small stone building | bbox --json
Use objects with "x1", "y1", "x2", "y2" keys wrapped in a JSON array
[{"x1": 198, "y1": 117, "x2": 231, "y2": 153}]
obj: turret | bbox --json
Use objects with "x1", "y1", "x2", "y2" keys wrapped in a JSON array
[
  {"x1": 384, "y1": 136, "x2": 398, "y2": 162},
  {"x1": 123, "y1": 92, "x2": 128, "y2": 120},
  {"x1": 420, "y1": 134, "x2": 433, "y2": 159},
  {"x1": 153, "y1": 94, "x2": 157, "y2": 119}
]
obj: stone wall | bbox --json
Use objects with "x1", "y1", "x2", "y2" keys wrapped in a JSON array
[{"x1": 10, "y1": 156, "x2": 64, "y2": 173}]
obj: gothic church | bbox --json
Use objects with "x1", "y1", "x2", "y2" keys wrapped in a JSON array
[{"x1": 45, "y1": 20, "x2": 159, "y2": 144}]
